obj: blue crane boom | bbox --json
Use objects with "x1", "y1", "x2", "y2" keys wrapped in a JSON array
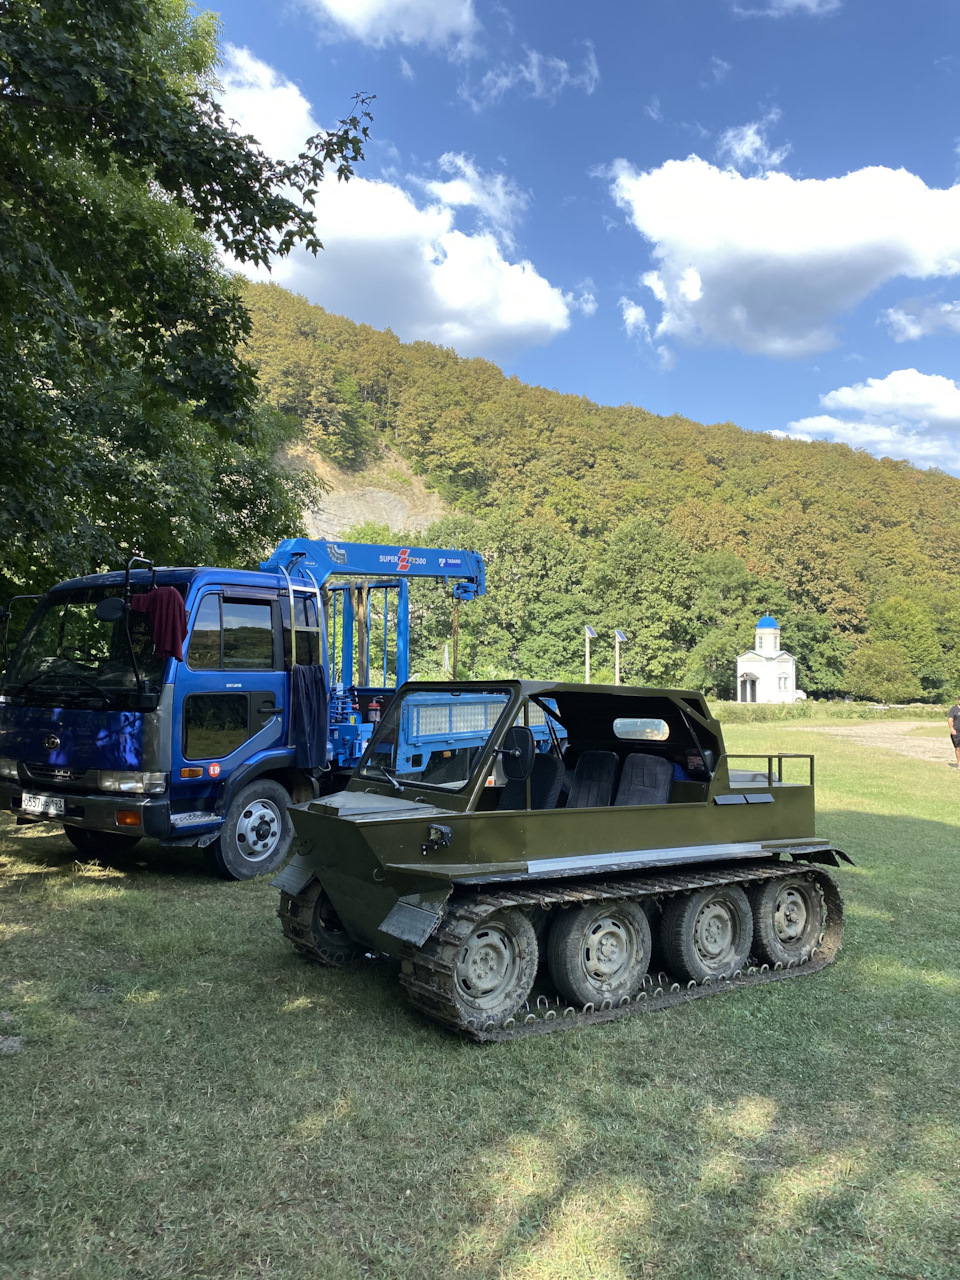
[{"x1": 261, "y1": 539, "x2": 485, "y2": 599}]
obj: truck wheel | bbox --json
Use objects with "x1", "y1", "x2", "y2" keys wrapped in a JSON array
[
  {"x1": 661, "y1": 884, "x2": 753, "y2": 983},
  {"x1": 452, "y1": 909, "x2": 538, "y2": 1028},
  {"x1": 211, "y1": 779, "x2": 293, "y2": 880},
  {"x1": 63, "y1": 826, "x2": 141, "y2": 858},
  {"x1": 750, "y1": 875, "x2": 825, "y2": 966},
  {"x1": 547, "y1": 902, "x2": 651, "y2": 1005}
]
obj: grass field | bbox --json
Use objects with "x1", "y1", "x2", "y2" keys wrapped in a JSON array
[{"x1": 2, "y1": 723, "x2": 959, "y2": 1280}]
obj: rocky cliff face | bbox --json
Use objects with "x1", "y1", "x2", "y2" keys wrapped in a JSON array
[{"x1": 283, "y1": 444, "x2": 450, "y2": 538}]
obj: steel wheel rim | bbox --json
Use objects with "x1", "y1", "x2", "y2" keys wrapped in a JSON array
[
  {"x1": 693, "y1": 898, "x2": 738, "y2": 969},
  {"x1": 581, "y1": 915, "x2": 638, "y2": 987},
  {"x1": 774, "y1": 886, "x2": 810, "y2": 946},
  {"x1": 456, "y1": 924, "x2": 522, "y2": 1010},
  {"x1": 234, "y1": 798, "x2": 282, "y2": 862}
]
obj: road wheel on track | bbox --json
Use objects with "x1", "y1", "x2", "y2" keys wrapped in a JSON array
[
  {"x1": 547, "y1": 902, "x2": 651, "y2": 1006},
  {"x1": 661, "y1": 884, "x2": 753, "y2": 983},
  {"x1": 750, "y1": 874, "x2": 825, "y2": 966},
  {"x1": 211, "y1": 779, "x2": 293, "y2": 880},
  {"x1": 280, "y1": 880, "x2": 368, "y2": 966},
  {"x1": 63, "y1": 826, "x2": 141, "y2": 858},
  {"x1": 452, "y1": 909, "x2": 538, "y2": 1028}
]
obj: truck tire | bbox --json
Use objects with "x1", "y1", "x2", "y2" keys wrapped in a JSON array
[
  {"x1": 211, "y1": 779, "x2": 294, "y2": 880},
  {"x1": 750, "y1": 874, "x2": 825, "y2": 966},
  {"x1": 452, "y1": 909, "x2": 539, "y2": 1028},
  {"x1": 63, "y1": 826, "x2": 141, "y2": 858},
  {"x1": 660, "y1": 884, "x2": 753, "y2": 983},
  {"x1": 547, "y1": 902, "x2": 651, "y2": 1005}
]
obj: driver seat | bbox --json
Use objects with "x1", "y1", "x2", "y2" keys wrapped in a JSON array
[{"x1": 497, "y1": 753, "x2": 564, "y2": 811}]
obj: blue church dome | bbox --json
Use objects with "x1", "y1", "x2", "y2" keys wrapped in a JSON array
[{"x1": 756, "y1": 614, "x2": 779, "y2": 629}]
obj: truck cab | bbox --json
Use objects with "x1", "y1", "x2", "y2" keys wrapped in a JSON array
[{"x1": 0, "y1": 541, "x2": 485, "y2": 878}]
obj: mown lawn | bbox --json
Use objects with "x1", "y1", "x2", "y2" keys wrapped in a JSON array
[{"x1": 1, "y1": 722, "x2": 958, "y2": 1280}]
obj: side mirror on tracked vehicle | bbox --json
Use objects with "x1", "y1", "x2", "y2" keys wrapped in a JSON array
[{"x1": 498, "y1": 725, "x2": 536, "y2": 781}]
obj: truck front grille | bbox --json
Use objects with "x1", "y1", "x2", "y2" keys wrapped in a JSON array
[{"x1": 21, "y1": 763, "x2": 98, "y2": 791}]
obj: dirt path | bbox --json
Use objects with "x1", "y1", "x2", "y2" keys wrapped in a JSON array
[{"x1": 785, "y1": 719, "x2": 955, "y2": 765}]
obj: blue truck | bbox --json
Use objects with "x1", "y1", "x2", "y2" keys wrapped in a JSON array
[{"x1": 0, "y1": 539, "x2": 486, "y2": 877}]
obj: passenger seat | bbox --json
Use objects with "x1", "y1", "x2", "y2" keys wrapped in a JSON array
[
  {"x1": 614, "y1": 752, "x2": 673, "y2": 806},
  {"x1": 566, "y1": 750, "x2": 619, "y2": 808}
]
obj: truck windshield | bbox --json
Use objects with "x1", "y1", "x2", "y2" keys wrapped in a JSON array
[
  {"x1": 359, "y1": 687, "x2": 513, "y2": 792},
  {"x1": 2, "y1": 586, "x2": 176, "y2": 708}
]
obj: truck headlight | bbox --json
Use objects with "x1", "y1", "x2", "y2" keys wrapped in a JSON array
[
  {"x1": 97, "y1": 771, "x2": 168, "y2": 795},
  {"x1": 0, "y1": 756, "x2": 18, "y2": 781}
]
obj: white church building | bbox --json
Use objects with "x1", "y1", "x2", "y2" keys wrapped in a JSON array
[{"x1": 736, "y1": 614, "x2": 806, "y2": 704}]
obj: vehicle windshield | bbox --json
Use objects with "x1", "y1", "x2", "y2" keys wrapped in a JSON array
[
  {"x1": 359, "y1": 687, "x2": 514, "y2": 792},
  {"x1": 2, "y1": 585, "x2": 177, "y2": 707}
]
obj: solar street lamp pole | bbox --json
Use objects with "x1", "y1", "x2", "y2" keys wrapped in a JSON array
[
  {"x1": 614, "y1": 629, "x2": 627, "y2": 685},
  {"x1": 584, "y1": 625, "x2": 596, "y2": 684}
]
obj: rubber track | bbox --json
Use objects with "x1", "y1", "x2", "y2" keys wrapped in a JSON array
[
  {"x1": 398, "y1": 861, "x2": 844, "y2": 1042},
  {"x1": 278, "y1": 880, "x2": 370, "y2": 967}
]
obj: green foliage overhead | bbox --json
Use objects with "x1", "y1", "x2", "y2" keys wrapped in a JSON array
[
  {"x1": 247, "y1": 283, "x2": 960, "y2": 701},
  {"x1": 0, "y1": 0, "x2": 371, "y2": 594}
]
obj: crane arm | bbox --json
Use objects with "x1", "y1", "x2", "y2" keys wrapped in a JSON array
[{"x1": 260, "y1": 539, "x2": 485, "y2": 600}]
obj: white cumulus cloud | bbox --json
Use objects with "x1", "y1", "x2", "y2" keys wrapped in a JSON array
[
  {"x1": 882, "y1": 297, "x2": 960, "y2": 341},
  {"x1": 219, "y1": 47, "x2": 570, "y2": 361},
  {"x1": 620, "y1": 298, "x2": 651, "y2": 342},
  {"x1": 776, "y1": 369, "x2": 960, "y2": 473},
  {"x1": 716, "y1": 108, "x2": 790, "y2": 172},
  {"x1": 736, "y1": 0, "x2": 842, "y2": 15},
  {"x1": 820, "y1": 369, "x2": 960, "y2": 426},
  {"x1": 421, "y1": 153, "x2": 529, "y2": 246},
  {"x1": 700, "y1": 56, "x2": 732, "y2": 88},
  {"x1": 569, "y1": 281, "x2": 598, "y2": 316},
  {"x1": 461, "y1": 43, "x2": 599, "y2": 110},
  {"x1": 299, "y1": 0, "x2": 477, "y2": 49},
  {"x1": 220, "y1": 44, "x2": 318, "y2": 161},
  {"x1": 608, "y1": 157, "x2": 960, "y2": 359}
]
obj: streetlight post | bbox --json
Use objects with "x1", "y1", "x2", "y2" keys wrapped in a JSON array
[
  {"x1": 614, "y1": 629, "x2": 627, "y2": 685},
  {"x1": 584, "y1": 625, "x2": 596, "y2": 683}
]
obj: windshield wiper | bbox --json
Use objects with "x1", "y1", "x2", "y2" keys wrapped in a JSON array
[
  {"x1": 7, "y1": 669, "x2": 114, "y2": 705},
  {"x1": 367, "y1": 763, "x2": 402, "y2": 791}
]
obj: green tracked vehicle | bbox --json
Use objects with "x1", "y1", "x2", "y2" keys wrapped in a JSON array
[{"x1": 274, "y1": 680, "x2": 850, "y2": 1040}]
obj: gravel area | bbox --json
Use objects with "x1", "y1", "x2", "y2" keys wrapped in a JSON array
[{"x1": 786, "y1": 719, "x2": 956, "y2": 765}]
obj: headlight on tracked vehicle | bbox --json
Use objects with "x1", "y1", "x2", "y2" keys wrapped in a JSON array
[
  {"x1": 97, "y1": 770, "x2": 168, "y2": 795},
  {"x1": 0, "y1": 755, "x2": 18, "y2": 780}
]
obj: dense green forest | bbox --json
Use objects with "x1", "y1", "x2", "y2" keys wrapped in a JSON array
[
  {"x1": 244, "y1": 281, "x2": 960, "y2": 702},
  {"x1": 0, "y1": 0, "x2": 368, "y2": 599}
]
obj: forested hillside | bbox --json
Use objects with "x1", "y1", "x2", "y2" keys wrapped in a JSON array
[{"x1": 244, "y1": 281, "x2": 960, "y2": 701}]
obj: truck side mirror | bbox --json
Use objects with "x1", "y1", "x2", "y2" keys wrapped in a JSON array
[
  {"x1": 499, "y1": 726, "x2": 535, "y2": 781},
  {"x1": 95, "y1": 597, "x2": 127, "y2": 622}
]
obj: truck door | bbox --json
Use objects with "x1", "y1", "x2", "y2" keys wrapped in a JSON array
[{"x1": 169, "y1": 592, "x2": 288, "y2": 822}]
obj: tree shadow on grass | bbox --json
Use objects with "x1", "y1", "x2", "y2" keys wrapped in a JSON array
[{"x1": 0, "y1": 813, "x2": 218, "y2": 880}]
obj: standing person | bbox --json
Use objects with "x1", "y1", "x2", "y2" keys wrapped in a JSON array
[{"x1": 948, "y1": 696, "x2": 960, "y2": 768}]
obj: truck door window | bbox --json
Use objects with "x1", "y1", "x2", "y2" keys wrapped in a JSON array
[
  {"x1": 222, "y1": 601, "x2": 274, "y2": 670},
  {"x1": 294, "y1": 597, "x2": 320, "y2": 666},
  {"x1": 183, "y1": 693, "x2": 250, "y2": 759},
  {"x1": 187, "y1": 594, "x2": 221, "y2": 670}
]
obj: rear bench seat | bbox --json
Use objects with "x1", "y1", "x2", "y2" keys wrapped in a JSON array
[
  {"x1": 566, "y1": 749, "x2": 674, "y2": 808},
  {"x1": 498, "y1": 748, "x2": 676, "y2": 811}
]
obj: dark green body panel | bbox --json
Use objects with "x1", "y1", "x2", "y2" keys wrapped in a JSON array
[{"x1": 285, "y1": 680, "x2": 825, "y2": 956}]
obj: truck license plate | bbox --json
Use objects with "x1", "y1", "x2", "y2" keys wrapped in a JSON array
[{"x1": 21, "y1": 792, "x2": 65, "y2": 817}]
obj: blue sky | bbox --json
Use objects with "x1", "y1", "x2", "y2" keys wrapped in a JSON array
[{"x1": 213, "y1": 0, "x2": 960, "y2": 472}]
